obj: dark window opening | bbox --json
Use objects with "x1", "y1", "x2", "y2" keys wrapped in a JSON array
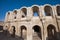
[
  {"x1": 32, "y1": 25, "x2": 42, "y2": 39},
  {"x1": 14, "y1": 10, "x2": 17, "y2": 19},
  {"x1": 44, "y1": 6, "x2": 53, "y2": 16},
  {"x1": 8, "y1": 12, "x2": 10, "y2": 15},
  {"x1": 21, "y1": 26, "x2": 27, "y2": 30},
  {"x1": 47, "y1": 25, "x2": 57, "y2": 40},
  {"x1": 33, "y1": 25, "x2": 40, "y2": 33},
  {"x1": 33, "y1": 12, "x2": 39, "y2": 16},
  {"x1": 11, "y1": 26, "x2": 15, "y2": 37},
  {"x1": 57, "y1": 6, "x2": 60, "y2": 16},
  {"x1": 14, "y1": 16, "x2": 16, "y2": 19},
  {"x1": 14, "y1": 10, "x2": 17, "y2": 14},
  {"x1": 32, "y1": 6, "x2": 39, "y2": 17},
  {"x1": 22, "y1": 15, "x2": 24, "y2": 18},
  {"x1": 20, "y1": 25, "x2": 27, "y2": 39},
  {"x1": 7, "y1": 12, "x2": 10, "y2": 20},
  {"x1": 13, "y1": 27, "x2": 15, "y2": 31},
  {"x1": 22, "y1": 13, "x2": 26, "y2": 18},
  {"x1": 21, "y1": 8, "x2": 27, "y2": 18}
]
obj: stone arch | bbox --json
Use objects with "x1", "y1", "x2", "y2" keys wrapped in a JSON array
[
  {"x1": 11, "y1": 26, "x2": 16, "y2": 37},
  {"x1": 44, "y1": 6, "x2": 53, "y2": 16},
  {"x1": 32, "y1": 6, "x2": 39, "y2": 17},
  {"x1": 20, "y1": 25, "x2": 27, "y2": 40},
  {"x1": 21, "y1": 8, "x2": 27, "y2": 18},
  {"x1": 56, "y1": 6, "x2": 60, "y2": 16},
  {"x1": 32, "y1": 25, "x2": 42, "y2": 40},
  {"x1": 4, "y1": 26, "x2": 9, "y2": 35},
  {"x1": 14, "y1": 10, "x2": 17, "y2": 14},
  {"x1": 47, "y1": 24, "x2": 57, "y2": 40}
]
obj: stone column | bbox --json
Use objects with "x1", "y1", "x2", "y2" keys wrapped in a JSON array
[
  {"x1": 27, "y1": 26, "x2": 33, "y2": 40},
  {"x1": 43, "y1": 23, "x2": 48, "y2": 40},
  {"x1": 9, "y1": 26, "x2": 13, "y2": 35},
  {"x1": 15, "y1": 22, "x2": 20, "y2": 37},
  {"x1": 44, "y1": 28, "x2": 48, "y2": 40},
  {"x1": 40, "y1": 6, "x2": 45, "y2": 40},
  {"x1": 53, "y1": 6, "x2": 59, "y2": 32},
  {"x1": 18, "y1": 27, "x2": 21, "y2": 37},
  {"x1": 40, "y1": 6, "x2": 44, "y2": 40},
  {"x1": 41, "y1": 26, "x2": 44, "y2": 40},
  {"x1": 27, "y1": 7, "x2": 33, "y2": 20},
  {"x1": 17, "y1": 10, "x2": 22, "y2": 21},
  {"x1": 17, "y1": 22, "x2": 21, "y2": 37}
]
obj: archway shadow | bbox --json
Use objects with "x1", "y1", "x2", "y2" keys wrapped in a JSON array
[
  {"x1": 33, "y1": 25, "x2": 42, "y2": 40},
  {"x1": 20, "y1": 25, "x2": 27, "y2": 40},
  {"x1": 46, "y1": 25, "x2": 58, "y2": 40}
]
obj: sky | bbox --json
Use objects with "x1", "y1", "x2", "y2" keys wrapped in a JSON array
[{"x1": 0, "y1": 0, "x2": 60, "y2": 21}]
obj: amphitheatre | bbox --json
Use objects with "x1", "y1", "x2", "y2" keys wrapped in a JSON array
[{"x1": 0, "y1": 4, "x2": 60, "y2": 40}]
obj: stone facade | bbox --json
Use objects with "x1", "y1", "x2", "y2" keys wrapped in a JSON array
[{"x1": 4, "y1": 4, "x2": 60, "y2": 40}]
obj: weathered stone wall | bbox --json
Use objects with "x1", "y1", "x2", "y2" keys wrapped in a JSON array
[{"x1": 4, "y1": 4, "x2": 60, "y2": 40}]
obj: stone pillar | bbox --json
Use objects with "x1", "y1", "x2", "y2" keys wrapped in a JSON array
[
  {"x1": 44, "y1": 28, "x2": 48, "y2": 40},
  {"x1": 17, "y1": 10, "x2": 22, "y2": 21},
  {"x1": 41, "y1": 6, "x2": 46, "y2": 40},
  {"x1": 27, "y1": 7, "x2": 33, "y2": 20},
  {"x1": 44, "y1": 23, "x2": 48, "y2": 40},
  {"x1": 9, "y1": 26, "x2": 13, "y2": 34},
  {"x1": 17, "y1": 25, "x2": 21, "y2": 37},
  {"x1": 40, "y1": 6, "x2": 44, "y2": 40},
  {"x1": 53, "y1": 6, "x2": 59, "y2": 32},
  {"x1": 44, "y1": 24, "x2": 48, "y2": 40},
  {"x1": 41, "y1": 26, "x2": 44, "y2": 40},
  {"x1": 15, "y1": 22, "x2": 19, "y2": 37},
  {"x1": 19, "y1": 25, "x2": 21, "y2": 37},
  {"x1": 27, "y1": 26, "x2": 33, "y2": 40}
]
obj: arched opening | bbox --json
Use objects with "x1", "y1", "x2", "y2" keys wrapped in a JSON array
[
  {"x1": 14, "y1": 10, "x2": 17, "y2": 19},
  {"x1": 21, "y1": 8, "x2": 27, "y2": 18},
  {"x1": 8, "y1": 12, "x2": 10, "y2": 15},
  {"x1": 0, "y1": 26, "x2": 3, "y2": 31},
  {"x1": 47, "y1": 25, "x2": 57, "y2": 40},
  {"x1": 32, "y1": 25, "x2": 42, "y2": 40},
  {"x1": 20, "y1": 25, "x2": 27, "y2": 40},
  {"x1": 56, "y1": 6, "x2": 60, "y2": 16},
  {"x1": 3, "y1": 26, "x2": 9, "y2": 35},
  {"x1": 32, "y1": 6, "x2": 39, "y2": 17},
  {"x1": 44, "y1": 6, "x2": 53, "y2": 16},
  {"x1": 11, "y1": 26, "x2": 15, "y2": 37},
  {"x1": 7, "y1": 12, "x2": 10, "y2": 20}
]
